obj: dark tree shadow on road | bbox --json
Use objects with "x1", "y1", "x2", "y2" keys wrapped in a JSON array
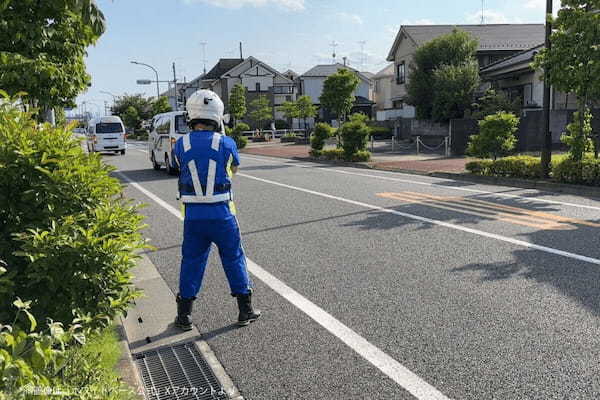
[{"x1": 112, "y1": 169, "x2": 177, "y2": 183}]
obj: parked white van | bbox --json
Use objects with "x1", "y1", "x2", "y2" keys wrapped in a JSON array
[
  {"x1": 86, "y1": 116, "x2": 127, "y2": 155},
  {"x1": 148, "y1": 111, "x2": 189, "y2": 175}
]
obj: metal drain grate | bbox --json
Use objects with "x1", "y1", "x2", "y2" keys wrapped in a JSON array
[{"x1": 134, "y1": 342, "x2": 230, "y2": 400}]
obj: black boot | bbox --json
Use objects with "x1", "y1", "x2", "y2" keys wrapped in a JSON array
[
  {"x1": 235, "y1": 292, "x2": 261, "y2": 326},
  {"x1": 174, "y1": 294, "x2": 194, "y2": 331}
]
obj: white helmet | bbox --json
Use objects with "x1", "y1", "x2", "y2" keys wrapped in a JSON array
[{"x1": 185, "y1": 89, "x2": 224, "y2": 128}]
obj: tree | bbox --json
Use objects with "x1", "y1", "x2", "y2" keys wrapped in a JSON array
[
  {"x1": 533, "y1": 1, "x2": 600, "y2": 160},
  {"x1": 278, "y1": 101, "x2": 299, "y2": 127},
  {"x1": 151, "y1": 96, "x2": 173, "y2": 116},
  {"x1": 431, "y1": 61, "x2": 480, "y2": 122},
  {"x1": 112, "y1": 94, "x2": 153, "y2": 129},
  {"x1": 0, "y1": 1, "x2": 106, "y2": 117},
  {"x1": 472, "y1": 89, "x2": 522, "y2": 120},
  {"x1": 229, "y1": 84, "x2": 247, "y2": 124},
  {"x1": 122, "y1": 106, "x2": 140, "y2": 131},
  {"x1": 320, "y1": 69, "x2": 360, "y2": 124},
  {"x1": 296, "y1": 95, "x2": 318, "y2": 132},
  {"x1": 339, "y1": 113, "x2": 372, "y2": 160},
  {"x1": 467, "y1": 112, "x2": 519, "y2": 160},
  {"x1": 248, "y1": 96, "x2": 272, "y2": 130},
  {"x1": 407, "y1": 29, "x2": 479, "y2": 121}
]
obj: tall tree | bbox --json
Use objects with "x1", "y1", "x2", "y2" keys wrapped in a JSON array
[
  {"x1": 320, "y1": 69, "x2": 360, "y2": 124},
  {"x1": 151, "y1": 96, "x2": 173, "y2": 116},
  {"x1": 112, "y1": 94, "x2": 153, "y2": 130},
  {"x1": 431, "y1": 61, "x2": 480, "y2": 122},
  {"x1": 534, "y1": 1, "x2": 600, "y2": 160},
  {"x1": 296, "y1": 95, "x2": 318, "y2": 132},
  {"x1": 248, "y1": 96, "x2": 273, "y2": 130},
  {"x1": 0, "y1": 1, "x2": 106, "y2": 117},
  {"x1": 278, "y1": 101, "x2": 299, "y2": 124},
  {"x1": 229, "y1": 84, "x2": 248, "y2": 125},
  {"x1": 406, "y1": 29, "x2": 479, "y2": 121}
]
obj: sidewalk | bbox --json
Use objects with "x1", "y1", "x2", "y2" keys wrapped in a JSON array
[
  {"x1": 116, "y1": 253, "x2": 244, "y2": 400},
  {"x1": 241, "y1": 142, "x2": 471, "y2": 174}
]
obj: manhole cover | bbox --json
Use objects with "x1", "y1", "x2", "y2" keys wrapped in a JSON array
[{"x1": 134, "y1": 342, "x2": 229, "y2": 400}]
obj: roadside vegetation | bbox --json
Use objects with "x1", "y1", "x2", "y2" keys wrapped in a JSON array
[{"x1": 0, "y1": 94, "x2": 146, "y2": 398}]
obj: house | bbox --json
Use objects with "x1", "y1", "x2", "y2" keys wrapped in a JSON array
[
  {"x1": 298, "y1": 63, "x2": 375, "y2": 125},
  {"x1": 373, "y1": 64, "x2": 395, "y2": 121},
  {"x1": 197, "y1": 57, "x2": 297, "y2": 125},
  {"x1": 384, "y1": 24, "x2": 545, "y2": 121}
]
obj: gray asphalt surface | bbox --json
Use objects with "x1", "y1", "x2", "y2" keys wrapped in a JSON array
[{"x1": 107, "y1": 144, "x2": 600, "y2": 400}]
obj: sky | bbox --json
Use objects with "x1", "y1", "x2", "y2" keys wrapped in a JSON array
[{"x1": 75, "y1": 0, "x2": 556, "y2": 116}]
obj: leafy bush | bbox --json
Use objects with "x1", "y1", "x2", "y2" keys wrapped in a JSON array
[
  {"x1": 320, "y1": 148, "x2": 344, "y2": 160},
  {"x1": 282, "y1": 132, "x2": 297, "y2": 139},
  {"x1": 552, "y1": 157, "x2": 600, "y2": 186},
  {"x1": 472, "y1": 89, "x2": 521, "y2": 120},
  {"x1": 465, "y1": 159, "x2": 493, "y2": 175},
  {"x1": 561, "y1": 108, "x2": 593, "y2": 161},
  {"x1": 347, "y1": 150, "x2": 371, "y2": 162},
  {"x1": 339, "y1": 114, "x2": 372, "y2": 159},
  {"x1": 230, "y1": 123, "x2": 250, "y2": 150},
  {"x1": 467, "y1": 112, "x2": 519, "y2": 160},
  {"x1": 310, "y1": 123, "x2": 333, "y2": 151},
  {"x1": 466, "y1": 156, "x2": 542, "y2": 179},
  {"x1": 0, "y1": 99, "x2": 145, "y2": 330}
]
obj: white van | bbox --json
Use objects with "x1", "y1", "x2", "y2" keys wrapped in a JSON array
[
  {"x1": 86, "y1": 116, "x2": 127, "y2": 155},
  {"x1": 148, "y1": 111, "x2": 189, "y2": 175}
]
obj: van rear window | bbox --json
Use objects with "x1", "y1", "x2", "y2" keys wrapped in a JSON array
[
  {"x1": 96, "y1": 123, "x2": 123, "y2": 133},
  {"x1": 175, "y1": 115, "x2": 190, "y2": 134}
]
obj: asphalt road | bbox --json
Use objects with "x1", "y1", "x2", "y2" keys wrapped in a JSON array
[{"x1": 107, "y1": 143, "x2": 600, "y2": 400}]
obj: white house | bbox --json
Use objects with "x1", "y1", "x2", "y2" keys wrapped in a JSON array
[
  {"x1": 298, "y1": 63, "x2": 375, "y2": 124},
  {"x1": 197, "y1": 57, "x2": 297, "y2": 123},
  {"x1": 385, "y1": 24, "x2": 545, "y2": 121}
]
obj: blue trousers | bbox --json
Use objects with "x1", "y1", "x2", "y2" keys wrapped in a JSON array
[{"x1": 179, "y1": 217, "x2": 251, "y2": 299}]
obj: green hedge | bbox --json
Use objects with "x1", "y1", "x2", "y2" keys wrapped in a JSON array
[
  {"x1": 0, "y1": 98, "x2": 145, "y2": 330},
  {"x1": 312, "y1": 148, "x2": 371, "y2": 162},
  {"x1": 466, "y1": 155, "x2": 600, "y2": 186}
]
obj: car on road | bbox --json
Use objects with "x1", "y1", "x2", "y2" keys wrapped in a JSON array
[
  {"x1": 148, "y1": 111, "x2": 189, "y2": 175},
  {"x1": 86, "y1": 116, "x2": 127, "y2": 155}
]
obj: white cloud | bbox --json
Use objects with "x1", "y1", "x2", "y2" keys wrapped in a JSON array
[
  {"x1": 184, "y1": 0, "x2": 305, "y2": 11},
  {"x1": 337, "y1": 12, "x2": 363, "y2": 25},
  {"x1": 524, "y1": 0, "x2": 544, "y2": 9}
]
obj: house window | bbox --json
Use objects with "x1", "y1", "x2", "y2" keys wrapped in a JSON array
[
  {"x1": 396, "y1": 62, "x2": 406, "y2": 84},
  {"x1": 256, "y1": 82, "x2": 261, "y2": 92},
  {"x1": 392, "y1": 100, "x2": 404, "y2": 109},
  {"x1": 274, "y1": 86, "x2": 293, "y2": 94}
]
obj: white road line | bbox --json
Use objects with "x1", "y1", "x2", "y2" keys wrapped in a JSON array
[
  {"x1": 238, "y1": 172, "x2": 600, "y2": 266},
  {"x1": 114, "y1": 170, "x2": 452, "y2": 400},
  {"x1": 240, "y1": 154, "x2": 600, "y2": 211}
]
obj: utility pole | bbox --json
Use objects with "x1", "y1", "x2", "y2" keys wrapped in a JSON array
[
  {"x1": 481, "y1": 0, "x2": 485, "y2": 24},
  {"x1": 200, "y1": 42, "x2": 208, "y2": 75},
  {"x1": 541, "y1": 0, "x2": 553, "y2": 178},
  {"x1": 239, "y1": 42, "x2": 243, "y2": 59},
  {"x1": 172, "y1": 62, "x2": 178, "y2": 111},
  {"x1": 358, "y1": 41, "x2": 366, "y2": 71}
]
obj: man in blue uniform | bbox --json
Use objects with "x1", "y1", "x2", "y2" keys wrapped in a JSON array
[{"x1": 172, "y1": 89, "x2": 260, "y2": 331}]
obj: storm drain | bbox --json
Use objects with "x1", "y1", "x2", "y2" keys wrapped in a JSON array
[{"x1": 134, "y1": 342, "x2": 230, "y2": 400}]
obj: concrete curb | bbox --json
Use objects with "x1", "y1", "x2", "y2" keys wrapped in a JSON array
[
  {"x1": 241, "y1": 151, "x2": 600, "y2": 199},
  {"x1": 114, "y1": 319, "x2": 145, "y2": 399}
]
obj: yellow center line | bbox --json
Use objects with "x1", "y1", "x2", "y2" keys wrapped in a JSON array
[{"x1": 377, "y1": 192, "x2": 565, "y2": 230}]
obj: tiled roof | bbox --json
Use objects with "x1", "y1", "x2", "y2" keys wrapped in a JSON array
[
  {"x1": 203, "y1": 58, "x2": 245, "y2": 80},
  {"x1": 387, "y1": 24, "x2": 545, "y2": 60},
  {"x1": 480, "y1": 43, "x2": 544, "y2": 74},
  {"x1": 301, "y1": 63, "x2": 372, "y2": 81}
]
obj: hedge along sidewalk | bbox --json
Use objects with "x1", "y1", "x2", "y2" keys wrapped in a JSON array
[{"x1": 240, "y1": 146, "x2": 600, "y2": 199}]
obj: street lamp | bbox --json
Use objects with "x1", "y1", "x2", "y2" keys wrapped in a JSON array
[
  {"x1": 541, "y1": 0, "x2": 553, "y2": 178},
  {"x1": 131, "y1": 61, "x2": 161, "y2": 98}
]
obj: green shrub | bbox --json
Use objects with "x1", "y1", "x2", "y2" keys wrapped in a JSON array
[
  {"x1": 230, "y1": 123, "x2": 250, "y2": 150},
  {"x1": 552, "y1": 157, "x2": 600, "y2": 186},
  {"x1": 561, "y1": 108, "x2": 593, "y2": 161},
  {"x1": 310, "y1": 123, "x2": 333, "y2": 151},
  {"x1": 346, "y1": 150, "x2": 371, "y2": 162},
  {"x1": 339, "y1": 114, "x2": 372, "y2": 159},
  {"x1": 282, "y1": 132, "x2": 297, "y2": 139},
  {"x1": 465, "y1": 159, "x2": 493, "y2": 175},
  {"x1": 320, "y1": 148, "x2": 344, "y2": 160},
  {"x1": 309, "y1": 149, "x2": 322, "y2": 158},
  {"x1": 0, "y1": 99, "x2": 145, "y2": 330},
  {"x1": 467, "y1": 112, "x2": 519, "y2": 160}
]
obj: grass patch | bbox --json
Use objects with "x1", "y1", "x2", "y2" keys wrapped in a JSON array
[{"x1": 57, "y1": 326, "x2": 140, "y2": 400}]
